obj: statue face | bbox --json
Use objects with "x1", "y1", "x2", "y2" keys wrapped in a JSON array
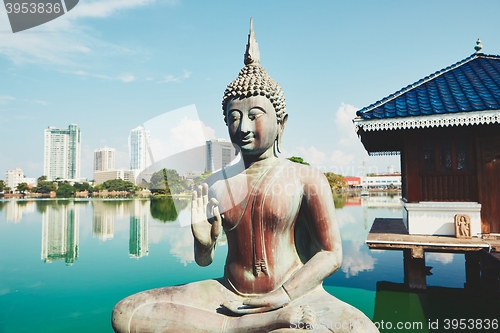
[{"x1": 226, "y1": 95, "x2": 278, "y2": 156}]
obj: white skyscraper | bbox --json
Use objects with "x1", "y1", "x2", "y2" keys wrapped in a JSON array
[
  {"x1": 206, "y1": 139, "x2": 236, "y2": 173},
  {"x1": 129, "y1": 126, "x2": 152, "y2": 171},
  {"x1": 43, "y1": 124, "x2": 81, "y2": 180},
  {"x1": 94, "y1": 147, "x2": 115, "y2": 172}
]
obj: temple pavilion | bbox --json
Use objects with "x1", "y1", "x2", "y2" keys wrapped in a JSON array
[
  {"x1": 355, "y1": 40, "x2": 500, "y2": 237},
  {"x1": 354, "y1": 40, "x2": 500, "y2": 289}
]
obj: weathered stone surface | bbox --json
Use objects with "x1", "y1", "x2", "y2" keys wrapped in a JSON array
[
  {"x1": 455, "y1": 214, "x2": 472, "y2": 239},
  {"x1": 112, "y1": 19, "x2": 378, "y2": 333}
]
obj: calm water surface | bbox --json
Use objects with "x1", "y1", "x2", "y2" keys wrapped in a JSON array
[{"x1": 0, "y1": 197, "x2": 498, "y2": 333}]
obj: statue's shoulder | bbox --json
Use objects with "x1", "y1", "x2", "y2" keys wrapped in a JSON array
[{"x1": 281, "y1": 159, "x2": 326, "y2": 183}]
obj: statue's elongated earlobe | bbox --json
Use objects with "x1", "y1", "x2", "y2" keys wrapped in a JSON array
[{"x1": 276, "y1": 114, "x2": 288, "y2": 154}]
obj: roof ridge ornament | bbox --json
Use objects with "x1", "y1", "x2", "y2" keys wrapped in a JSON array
[
  {"x1": 244, "y1": 18, "x2": 260, "y2": 65},
  {"x1": 475, "y1": 38, "x2": 483, "y2": 54}
]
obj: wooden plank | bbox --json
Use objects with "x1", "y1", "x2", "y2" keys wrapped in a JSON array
[{"x1": 366, "y1": 218, "x2": 490, "y2": 252}]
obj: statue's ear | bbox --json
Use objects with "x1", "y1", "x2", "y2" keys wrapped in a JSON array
[{"x1": 276, "y1": 114, "x2": 288, "y2": 154}]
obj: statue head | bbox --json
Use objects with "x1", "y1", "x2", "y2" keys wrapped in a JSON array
[{"x1": 222, "y1": 19, "x2": 287, "y2": 153}]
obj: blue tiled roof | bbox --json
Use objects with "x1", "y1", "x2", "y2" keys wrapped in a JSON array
[{"x1": 356, "y1": 53, "x2": 500, "y2": 119}]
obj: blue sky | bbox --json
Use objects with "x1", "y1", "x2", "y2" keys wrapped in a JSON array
[{"x1": 1, "y1": 0, "x2": 500, "y2": 180}]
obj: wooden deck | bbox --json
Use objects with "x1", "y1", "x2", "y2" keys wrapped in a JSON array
[
  {"x1": 366, "y1": 218, "x2": 500, "y2": 290},
  {"x1": 366, "y1": 218, "x2": 500, "y2": 253}
]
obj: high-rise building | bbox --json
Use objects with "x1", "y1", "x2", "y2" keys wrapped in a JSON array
[
  {"x1": 206, "y1": 139, "x2": 236, "y2": 173},
  {"x1": 43, "y1": 124, "x2": 81, "y2": 180},
  {"x1": 129, "y1": 126, "x2": 152, "y2": 172},
  {"x1": 94, "y1": 146, "x2": 115, "y2": 172}
]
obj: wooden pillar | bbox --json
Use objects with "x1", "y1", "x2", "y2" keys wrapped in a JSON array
[
  {"x1": 464, "y1": 252, "x2": 481, "y2": 291},
  {"x1": 404, "y1": 247, "x2": 427, "y2": 290}
]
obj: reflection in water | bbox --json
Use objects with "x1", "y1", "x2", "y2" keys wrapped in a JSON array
[
  {"x1": 3, "y1": 200, "x2": 36, "y2": 223},
  {"x1": 41, "y1": 202, "x2": 79, "y2": 265},
  {"x1": 341, "y1": 240, "x2": 377, "y2": 278},
  {"x1": 373, "y1": 282, "x2": 500, "y2": 332},
  {"x1": 335, "y1": 206, "x2": 378, "y2": 278},
  {"x1": 3, "y1": 196, "x2": 492, "y2": 332},
  {"x1": 92, "y1": 201, "x2": 115, "y2": 241},
  {"x1": 150, "y1": 197, "x2": 188, "y2": 223},
  {"x1": 129, "y1": 200, "x2": 149, "y2": 258},
  {"x1": 426, "y1": 252, "x2": 454, "y2": 265}
]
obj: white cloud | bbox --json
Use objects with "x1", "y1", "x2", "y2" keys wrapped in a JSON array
[
  {"x1": 118, "y1": 74, "x2": 136, "y2": 83},
  {"x1": 0, "y1": 95, "x2": 15, "y2": 105},
  {"x1": 330, "y1": 149, "x2": 356, "y2": 167},
  {"x1": 296, "y1": 146, "x2": 326, "y2": 167},
  {"x1": 0, "y1": 0, "x2": 162, "y2": 66},
  {"x1": 334, "y1": 103, "x2": 359, "y2": 143},
  {"x1": 69, "y1": 70, "x2": 139, "y2": 83},
  {"x1": 157, "y1": 70, "x2": 192, "y2": 84},
  {"x1": 71, "y1": 70, "x2": 111, "y2": 80},
  {"x1": 68, "y1": 0, "x2": 157, "y2": 19},
  {"x1": 143, "y1": 105, "x2": 216, "y2": 165},
  {"x1": 33, "y1": 100, "x2": 48, "y2": 105}
]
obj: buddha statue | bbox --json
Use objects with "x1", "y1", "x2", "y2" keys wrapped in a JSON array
[{"x1": 112, "y1": 19, "x2": 378, "y2": 333}]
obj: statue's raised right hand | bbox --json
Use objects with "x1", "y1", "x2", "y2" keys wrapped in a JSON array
[{"x1": 191, "y1": 183, "x2": 222, "y2": 249}]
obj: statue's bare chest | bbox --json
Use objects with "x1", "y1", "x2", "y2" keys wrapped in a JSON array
[{"x1": 211, "y1": 163, "x2": 303, "y2": 232}]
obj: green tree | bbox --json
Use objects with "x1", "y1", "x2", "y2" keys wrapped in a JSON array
[
  {"x1": 287, "y1": 156, "x2": 310, "y2": 165},
  {"x1": 37, "y1": 175, "x2": 47, "y2": 183},
  {"x1": 74, "y1": 182, "x2": 92, "y2": 192},
  {"x1": 56, "y1": 184, "x2": 76, "y2": 197},
  {"x1": 34, "y1": 181, "x2": 57, "y2": 194},
  {"x1": 98, "y1": 179, "x2": 137, "y2": 192},
  {"x1": 149, "y1": 169, "x2": 183, "y2": 194},
  {"x1": 16, "y1": 182, "x2": 30, "y2": 194},
  {"x1": 324, "y1": 172, "x2": 346, "y2": 192},
  {"x1": 0, "y1": 180, "x2": 5, "y2": 192}
]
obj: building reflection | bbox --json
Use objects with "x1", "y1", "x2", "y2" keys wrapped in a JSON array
[
  {"x1": 129, "y1": 200, "x2": 149, "y2": 258},
  {"x1": 92, "y1": 201, "x2": 115, "y2": 241},
  {"x1": 3, "y1": 200, "x2": 35, "y2": 223},
  {"x1": 41, "y1": 202, "x2": 79, "y2": 265}
]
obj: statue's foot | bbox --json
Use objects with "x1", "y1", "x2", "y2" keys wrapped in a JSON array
[{"x1": 279, "y1": 305, "x2": 317, "y2": 330}]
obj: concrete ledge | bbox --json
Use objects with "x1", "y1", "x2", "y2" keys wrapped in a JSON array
[{"x1": 403, "y1": 201, "x2": 481, "y2": 236}]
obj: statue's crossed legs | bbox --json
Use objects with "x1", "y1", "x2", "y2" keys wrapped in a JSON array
[{"x1": 112, "y1": 280, "x2": 377, "y2": 333}]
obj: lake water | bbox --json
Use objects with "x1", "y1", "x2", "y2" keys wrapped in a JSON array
[{"x1": 0, "y1": 197, "x2": 498, "y2": 333}]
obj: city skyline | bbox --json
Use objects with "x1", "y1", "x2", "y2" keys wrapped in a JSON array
[{"x1": 2, "y1": 1, "x2": 500, "y2": 179}]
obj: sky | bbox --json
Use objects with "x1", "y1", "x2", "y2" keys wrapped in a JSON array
[{"x1": 1, "y1": 0, "x2": 500, "y2": 181}]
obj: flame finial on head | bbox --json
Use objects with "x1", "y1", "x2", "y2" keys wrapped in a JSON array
[{"x1": 244, "y1": 18, "x2": 260, "y2": 65}]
